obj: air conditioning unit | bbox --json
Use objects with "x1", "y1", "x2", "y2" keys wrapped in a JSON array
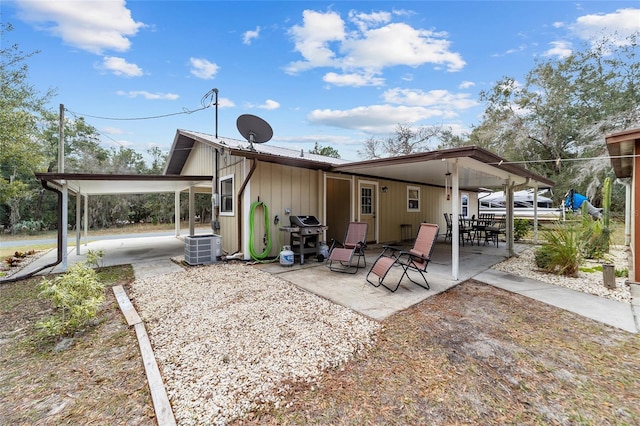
[{"x1": 184, "y1": 234, "x2": 222, "y2": 265}]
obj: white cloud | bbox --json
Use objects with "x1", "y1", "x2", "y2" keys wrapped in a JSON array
[
  {"x1": 286, "y1": 9, "x2": 465, "y2": 84},
  {"x1": 102, "y1": 126, "x2": 127, "y2": 135},
  {"x1": 459, "y1": 80, "x2": 475, "y2": 89},
  {"x1": 259, "y1": 99, "x2": 280, "y2": 110},
  {"x1": 308, "y1": 105, "x2": 447, "y2": 134},
  {"x1": 115, "y1": 90, "x2": 179, "y2": 100},
  {"x1": 323, "y1": 72, "x2": 384, "y2": 87},
  {"x1": 243, "y1": 26, "x2": 260, "y2": 45},
  {"x1": 15, "y1": 0, "x2": 144, "y2": 54},
  {"x1": 189, "y1": 58, "x2": 220, "y2": 79},
  {"x1": 383, "y1": 88, "x2": 478, "y2": 110},
  {"x1": 544, "y1": 40, "x2": 573, "y2": 58},
  {"x1": 99, "y1": 56, "x2": 143, "y2": 77},
  {"x1": 286, "y1": 10, "x2": 346, "y2": 73},
  {"x1": 570, "y1": 8, "x2": 640, "y2": 46},
  {"x1": 217, "y1": 97, "x2": 236, "y2": 108},
  {"x1": 348, "y1": 10, "x2": 392, "y2": 32}
]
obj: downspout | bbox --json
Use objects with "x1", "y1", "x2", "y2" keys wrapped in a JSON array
[
  {"x1": 0, "y1": 180, "x2": 64, "y2": 284},
  {"x1": 235, "y1": 159, "x2": 257, "y2": 254}
]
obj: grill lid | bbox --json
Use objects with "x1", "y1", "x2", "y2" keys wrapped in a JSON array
[{"x1": 290, "y1": 215, "x2": 321, "y2": 227}]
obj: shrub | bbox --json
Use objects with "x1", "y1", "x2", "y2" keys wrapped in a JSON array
[
  {"x1": 36, "y1": 262, "x2": 105, "y2": 339},
  {"x1": 579, "y1": 210, "x2": 610, "y2": 260},
  {"x1": 12, "y1": 220, "x2": 45, "y2": 235},
  {"x1": 535, "y1": 224, "x2": 582, "y2": 277},
  {"x1": 86, "y1": 249, "x2": 105, "y2": 268},
  {"x1": 513, "y1": 218, "x2": 530, "y2": 241}
]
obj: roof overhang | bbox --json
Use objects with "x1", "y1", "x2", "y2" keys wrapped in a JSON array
[
  {"x1": 606, "y1": 128, "x2": 639, "y2": 178},
  {"x1": 35, "y1": 173, "x2": 213, "y2": 196},
  {"x1": 331, "y1": 146, "x2": 555, "y2": 191}
]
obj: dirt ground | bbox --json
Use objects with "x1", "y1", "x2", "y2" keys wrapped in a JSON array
[
  {"x1": 1, "y1": 266, "x2": 639, "y2": 425},
  {"x1": 238, "y1": 281, "x2": 640, "y2": 425},
  {"x1": 0, "y1": 266, "x2": 156, "y2": 425}
]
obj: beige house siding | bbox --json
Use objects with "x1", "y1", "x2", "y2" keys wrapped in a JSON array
[
  {"x1": 347, "y1": 177, "x2": 478, "y2": 243},
  {"x1": 244, "y1": 160, "x2": 323, "y2": 257},
  {"x1": 215, "y1": 153, "x2": 245, "y2": 255},
  {"x1": 177, "y1": 140, "x2": 480, "y2": 256},
  {"x1": 182, "y1": 144, "x2": 215, "y2": 175}
]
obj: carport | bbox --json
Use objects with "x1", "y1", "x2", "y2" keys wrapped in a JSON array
[
  {"x1": 331, "y1": 146, "x2": 555, "y2": 280},
  {"x1": 34, "y1": 172, "x2": 212, "y2": 271}
]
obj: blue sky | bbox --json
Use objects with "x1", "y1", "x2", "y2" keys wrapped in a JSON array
[{"x1": 5, "y1": 1, "x2": 640, "y2": 163}]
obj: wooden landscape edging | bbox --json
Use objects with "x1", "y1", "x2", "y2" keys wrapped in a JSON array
[{"x1": 113, "y1": 285, "x2": 176, "y2": 426}]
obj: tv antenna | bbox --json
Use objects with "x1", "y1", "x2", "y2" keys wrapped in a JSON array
[{"x1": 236, "y1": 114, "x2": 273, "y2": 150}]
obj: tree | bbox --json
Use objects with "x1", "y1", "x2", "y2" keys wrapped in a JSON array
[
  {"x1": 471, "y1": 33, "x2": 640, "y2": 206},
  {"x1": 0, "y1": 23, "x2": 55, "y2": 231},
  {"x1": 309, "y1": 142, "x2": 340, "y2": 159},
  {"x1": 358, "y1": 123, "x2": 447, "y2": 159}
]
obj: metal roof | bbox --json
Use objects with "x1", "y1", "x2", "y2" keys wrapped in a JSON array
[
  {"x1": 35, "y1": 173, "x2": 212, "y2": 196},
  {"x1": 165, "y1": 130, "x2": 554, "y2": 191},
  {"x1": 331, "y1": 146, "x2": 555, "y2": 191}
]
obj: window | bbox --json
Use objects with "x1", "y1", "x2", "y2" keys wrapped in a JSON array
[
  {"x1": 219, "y1": 174, "x2": 234, "y2": 216},
  {"x1": 407, "y1": 186, "x2": 420, "y2": 212},
  {"x1": 361, "y1": 187, "x2": 373, "y2": 214},
  {"x1": 461, "y1": 194, "x2": 469, "y2": 218}
]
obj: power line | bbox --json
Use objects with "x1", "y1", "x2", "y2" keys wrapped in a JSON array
[
  {"x1": 489, "y1": 153, "x2": 640, "y2": 166},
  {"x1": 65, "y1": 104, "x2": 210, "y2": 121}
]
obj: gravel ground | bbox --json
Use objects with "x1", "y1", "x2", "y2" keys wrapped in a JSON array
[
  {"x1": 491, "y1": 244, "x2": 631, "y2": 303},
  {"x1": 129, "y1": 264, "x2": 380, "y2": 425}
]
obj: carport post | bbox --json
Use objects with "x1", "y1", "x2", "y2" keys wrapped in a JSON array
[
  {"x1": 83, "y1": 195, "x2": 88, "y2": 246},
  {"x1": 174, "y1": 191, "x2": 180, "y2": 237},
  {"x1": 61, "y1": 182, "x2": 68, "y2": 270},
  {"x1": 451, "y1": 160, "x2": 459, "y2": 280},
  {"x1": 189, "y1": 186, "x2": 195, "y2": 236},
  {"x1": 76, "y1": 192, "x2": 81, "y2": 254}
]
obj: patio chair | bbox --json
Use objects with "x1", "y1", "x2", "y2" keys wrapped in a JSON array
[
  {"x1": 366, "y1": 223, "x2": 439, "y2": 292},
  {"x1": 327, "y1": 222, "x2": 368, "y2": 273},
  {"x1": 443, "y1": 213, "x2": 453, "y2": 242}
]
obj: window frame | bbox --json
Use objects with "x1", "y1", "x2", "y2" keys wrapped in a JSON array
[
  {"x1": 219, "y1": 174, "x2": 234, "y2": 216},
  {"x1": 407, "y1": 185, "x2": 420, "y2": 212}
]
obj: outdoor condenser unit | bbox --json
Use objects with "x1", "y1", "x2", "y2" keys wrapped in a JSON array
[{"x1": 184, "y1": 234, "x2": 222, "y2": 265}]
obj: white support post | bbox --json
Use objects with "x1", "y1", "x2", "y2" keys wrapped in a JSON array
[
  {"x1": 174, "y1": 191, "x2": 180, "y2": 237},
  {"x1": 61, "y1": 182, "x2": 68, "y2": 270},
  {"x1": 533, "y1": 189, "x2": 539, "y2": 244},
  {"x1": 83, "y1": 195, "x2": 88, "y2": 246},
  {"x1": 189, "y1": 186, "x2": 195, "y2": 236},
  {"x1": 451, "y1": 160, "x2": 460, "y2": 280},
  {"x1": 76, "y1": 192, "x2": 81, "y2": 254}
]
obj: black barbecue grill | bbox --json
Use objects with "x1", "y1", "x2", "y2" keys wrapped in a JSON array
[
  {"x1": 280, "y1": 215, "x2": 327, "y2": 264},
  {"x1": 289, "y1": 215, "x2": 324, "y2": 235}
]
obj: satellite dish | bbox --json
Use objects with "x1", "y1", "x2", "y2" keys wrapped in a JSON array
[{"x1": 236, "y1": 114, "x2": 273, "y2": 150}]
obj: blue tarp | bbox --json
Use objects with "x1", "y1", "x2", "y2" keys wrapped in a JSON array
[{"x1": 565, "y1": 192, "x2": 588, "y2": 210}]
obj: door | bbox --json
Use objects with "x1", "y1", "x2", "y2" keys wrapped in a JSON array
[
  {"x1": 359, "y1": 183, "x2": 377, "y2": 243},
  {"x1": 325, "y1": 177, "x2": 351, "y2": 244}
]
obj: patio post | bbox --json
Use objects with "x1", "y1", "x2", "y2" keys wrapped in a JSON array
[{"x1": 451, "y1": 160, "x2": 459, "y2": 280}]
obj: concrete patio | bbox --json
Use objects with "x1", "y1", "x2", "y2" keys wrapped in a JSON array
[{"x1": 255, "y1": 241, "x2": 522, "y2": 320}]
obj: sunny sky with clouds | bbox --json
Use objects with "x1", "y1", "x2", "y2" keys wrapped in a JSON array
[{"x1": 5, "y1": 1, "x2": 640, "y2": 161}]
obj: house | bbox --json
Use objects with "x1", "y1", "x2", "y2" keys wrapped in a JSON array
[
  {"x1": 605, "y1": 128, "x2": 639, "y2": 297},
  {"x1": 34, "y1": 126, "x2": 554, "y2": 280},
  {"x1": 164, "y1": 129, "x2": 554, "y2": 279}
]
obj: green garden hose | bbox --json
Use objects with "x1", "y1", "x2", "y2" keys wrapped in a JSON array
[{"x1": 248, "y1": 201, "x2": 273, "y2": 260}]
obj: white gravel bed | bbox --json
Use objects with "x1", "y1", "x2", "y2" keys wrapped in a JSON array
[
  {"x1": 492, "y1": 245, "x2": 631, "y2": 303},
  {"x1": 129, "y1": 263, "x2": 380, "y2": 425}
]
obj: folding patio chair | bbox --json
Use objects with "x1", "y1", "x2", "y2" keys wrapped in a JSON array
[
  {"x1": 443, "y1": 213, "x2": 452, "y2": 242},
  {"x1": 366, "y1": 223, "x2": 439, "y2": 292},
  {"x1": 327, "y1": 222, "x2": 368, "y2": 273}
]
